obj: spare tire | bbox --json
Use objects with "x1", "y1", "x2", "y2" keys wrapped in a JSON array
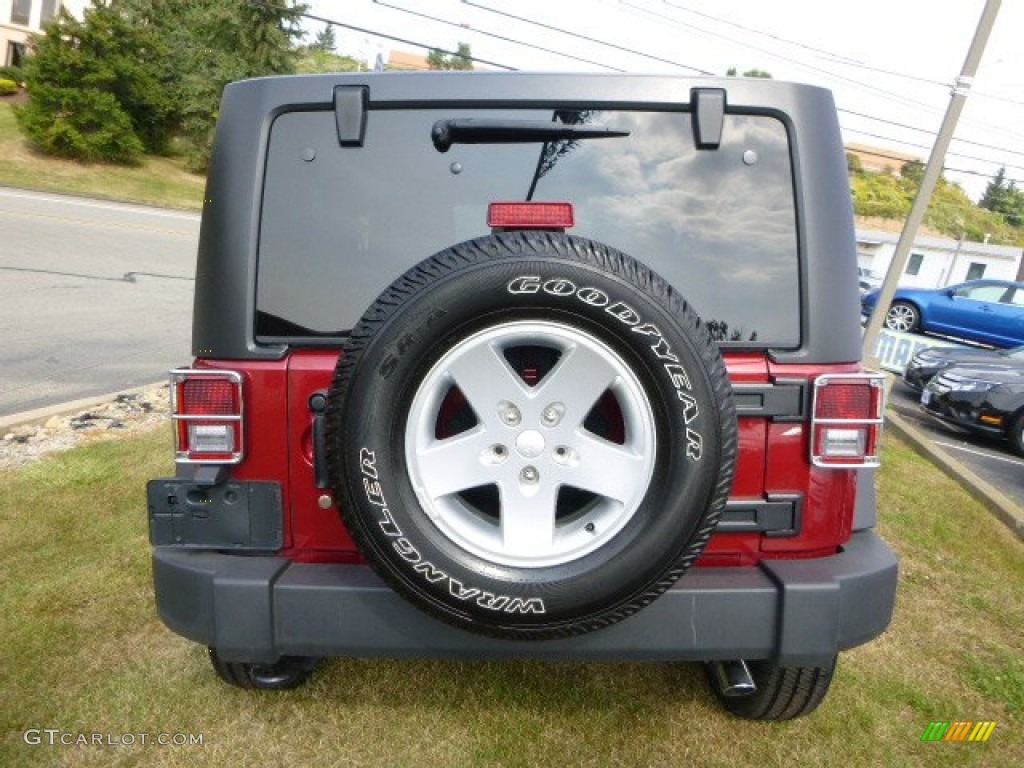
[{"x1": 326, "y1": 231, "x2": 736, "y2": 640}]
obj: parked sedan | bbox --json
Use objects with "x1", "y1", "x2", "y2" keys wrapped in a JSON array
[
  {"x1": 921, "y1": 361, "x2": 1024, "y2": 456},
  {"x1": 858, "y1": 266, "x2": 882, "y2": 297},
  {"x1": 861, "y1": 279, "x2": 1024, "y2": 348},
  {"x1": 903, "y1": 344, "x2": 1024, "y2": 391}
]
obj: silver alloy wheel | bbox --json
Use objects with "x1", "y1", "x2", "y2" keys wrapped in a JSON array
[
  {"x1": 884, "y1": 303, "x2": 917, "y2": 332},
  {"x1": 405, "y1": 320, "x2": 657, "y2": 568}
]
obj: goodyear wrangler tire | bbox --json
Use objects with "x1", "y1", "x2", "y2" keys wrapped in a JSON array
[{"x1": 326, "y1": 231, "x2": 736, "y2": 640}]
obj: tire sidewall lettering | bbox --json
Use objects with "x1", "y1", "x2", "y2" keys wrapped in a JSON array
[
  {"x1": 357, "y1": 444, "x2": 547, "y2": 615},
  {"x1": 506, "y1": 273, "x2": 703, "y2": 461}
]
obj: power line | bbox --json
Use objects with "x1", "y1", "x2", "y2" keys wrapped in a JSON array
[
  {"x1": 461, "y1": 0, "x2": 715, "y2": 75},
  {"x1": 293, "y1": 2, "x2": 1023, "y2": 181},
  {"x1": 842, "y1": 132, "x2": 1024, "y2": 185},
  {"x1": 372, "y1": 1, "x2": 624, "y2": 72},
  {"x1": 659, "y1": 0, "x2": 1024, "y2": 107},
  {"x1": 296, "y1": 8, "x2": 518, "y2": 70},
  {"x1": 618, "y1": 0, "x2": 948, "y2": 113},
  {"x1": 839, "y1": 108, "x2": 1024, "y2": 164},
  {"x1": 970, "y1": 89, "x2": 1024, "y2": 107},
  {"x1": 622, "y1": 0, "x2": 1024, "y2": 145},
  {"x1": 659, "y1": 0, "x2": 949, "y2": 87},
  {"x1": 842, "y1": 124, "x2": 1024, "y2": 171}
]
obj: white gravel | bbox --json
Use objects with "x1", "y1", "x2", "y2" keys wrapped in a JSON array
[{"x1": 0, "y1": 385, "x2": 171, "y2": 470}]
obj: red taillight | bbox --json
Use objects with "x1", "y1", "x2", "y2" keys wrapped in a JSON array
[
  {"x1": 487, "y1": 201, "x2": 574, "y2": 230},
  {"x1": 181, "y1": 378, "x2": 238, "y2": 415},
  {"x1": 171, "y1": 369, "x2": 244, "y2": 463},
  {"x1": 810, "y1": 373, "x2": 885, "y2": 468}
]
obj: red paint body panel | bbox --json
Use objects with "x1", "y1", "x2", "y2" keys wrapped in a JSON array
[
  {"x1": 192, "y1": 358, "x2": 291, "y2": 542},
  {"x1": 760, "y1": 362, "x2": 864, "y2": 554},
  {"x1": 283, "y1": 349, "x2": 361, "y2": 561},
  {"x1": 699, "y1": 353, "x2": 769, "y2": 563},
  {"x1": 188, "y1": 353, "x2": 867, "y2": 565}
]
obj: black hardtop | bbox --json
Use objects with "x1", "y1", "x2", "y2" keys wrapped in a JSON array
[{"x1": 193, "y1": 72, "x2": 860, "y2": 364}]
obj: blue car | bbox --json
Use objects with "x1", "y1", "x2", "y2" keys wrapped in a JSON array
[{"x1": 861, "y1": 279, "x2": 1024, "y2": 348}]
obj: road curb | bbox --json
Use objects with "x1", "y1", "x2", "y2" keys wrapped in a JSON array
[
  {"x1": 885, "y1": 408, "x2": 1024, "y2": 541},
  {"x1": 0, "y1": 382, "x2": 168, "y2": 435}
]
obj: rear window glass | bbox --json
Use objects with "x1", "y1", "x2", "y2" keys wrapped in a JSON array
[{"x1": 257, "y1": 108, "x2": 798, "y2": 346}]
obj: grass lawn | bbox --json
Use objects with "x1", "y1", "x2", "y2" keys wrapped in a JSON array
[
  {"x1": 0, "y1": 101, "x2": 204, "y2": 211},
  {"x1": 0, "y1": 429, "x2": 1021, "y2": 767}
]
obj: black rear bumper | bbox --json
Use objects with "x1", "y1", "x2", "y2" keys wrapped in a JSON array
[{"x1": 152, "y1": 530, "x2": 897, "y2": 667}]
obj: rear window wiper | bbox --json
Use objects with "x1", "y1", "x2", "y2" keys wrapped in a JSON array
[{"x1": 431, "y1": 118, "x2": 630, "y2": 153}]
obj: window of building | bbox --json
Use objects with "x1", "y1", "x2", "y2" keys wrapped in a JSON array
[
  {"x1": 10, "y1": 0, "x2": 33, "y2": 27},
  {"x1": 966, "y1": 262, "x2": 986, "y2": 281},
  {"x1": 41, "y1": 0, "x2": 59, "y2": 24},
  {"x1": 905, "y1": 253, "x2": 924, "y2": 276},
  {"x1": 5, "y1": 42, "x2": 26, "y2": 67}
]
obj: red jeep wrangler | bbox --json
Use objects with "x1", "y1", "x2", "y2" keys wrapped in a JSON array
[{"x1": 148, "y1": 72, "x2": 897, "y2": 720}]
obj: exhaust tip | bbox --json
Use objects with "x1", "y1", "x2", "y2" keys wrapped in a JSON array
[{"x1": 709, "y1": 659, "x2": 756, "y2": 697}]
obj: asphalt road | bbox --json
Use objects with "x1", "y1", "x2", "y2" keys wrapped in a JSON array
[
  {"x1": 0, "y1": 187, "x2": 198, "y2": 417},
  {"x1": 888, "y1": 380, "x2": 1024, "y2": 509}
]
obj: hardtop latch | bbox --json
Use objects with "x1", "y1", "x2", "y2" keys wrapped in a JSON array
[
  {"x1": 692, "y1": 88, "x2": 726, "y2": 150},
  {"x1": 334, "y1": 85, "x2": 368, "y2": 147}
]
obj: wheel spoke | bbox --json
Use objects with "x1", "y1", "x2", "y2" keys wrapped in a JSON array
[
  {"x1": 534, "y1": 342, "x2": 620, "y2": 423},
  {"x1": 564, "y1": 433, "x2": 646, "y2": 503},
  {"x1": 414, "y1": 429, "x2": 494, "y2": 501},
  {"x1": 443, "y1": 340, "x2": 530, "y2": 422},
  {"x1": 499, "y1": 481, "x2": 559, "y2": 556}
]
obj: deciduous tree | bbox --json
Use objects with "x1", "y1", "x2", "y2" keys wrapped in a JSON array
[{"x1": 427, "y1": 43, "x2": 474, "y2": 70}]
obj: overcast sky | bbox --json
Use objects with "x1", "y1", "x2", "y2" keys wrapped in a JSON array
[{"x1": 305, "y1": 0, "x2": 1023, "y2": 202}]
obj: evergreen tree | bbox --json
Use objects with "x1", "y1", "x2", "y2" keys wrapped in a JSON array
[
  {"x1": 979, "y1": 167, "x2": 1024, "y2": 228},
  {"x1": 980, "y1": 167, "x2": 1009, "y2": 211},
  {"x1": 16, "y1": 0, "x2": 176, "y2": 163},
  {"x1": 312, "y1": 23, "x2": 337, "y2": 53},
  {"x1": 126, "y1": 0, "x2": 307, "y2": 171},
  {"x1": 16, "y1": 0, "x2": 307, "y2": 170}
]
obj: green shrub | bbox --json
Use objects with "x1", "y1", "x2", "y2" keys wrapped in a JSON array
[
  {"x1": 15, "y1": 85, "x2": 144, "y2": 164},
  {"x1": 0, "y1": 65, "x2": 23, "y2": 83},
  {"x1": 0, "y1": 78, "x2": 17, "y2": 96}
]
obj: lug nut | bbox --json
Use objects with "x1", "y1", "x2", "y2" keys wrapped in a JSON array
[
  {"x1": 499, "y1": 402, "x2": 522, "y2": 426},
  {"x1": 541, "y1": 402, "x2": 565, "y2": 427},
  {"x1": 521, "y1": 466, "x2": 539, "y2": 484},
  {"x1": 553, "y1": 445, "x2": 576, "y2": 465}
]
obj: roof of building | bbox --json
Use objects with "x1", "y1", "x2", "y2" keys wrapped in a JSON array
[{"x1": 856, "y1": 228, "x2": 1023, "y2": 259}]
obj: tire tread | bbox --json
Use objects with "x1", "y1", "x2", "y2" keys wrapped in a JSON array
[{"x1": 710, "y1": 656, "x2": 837, "y2": 720}]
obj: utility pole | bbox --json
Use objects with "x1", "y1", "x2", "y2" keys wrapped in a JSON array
[{"x1": 862, "y1": 0, "x2": 1002, "y2": 369}]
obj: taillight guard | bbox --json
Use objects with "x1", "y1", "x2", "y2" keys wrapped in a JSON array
[
  {"x1": 810, "y1": 373, "x2": 886, "y2": 468},
  {"x1": 170, "y1": 368, "x2": 244, "y2": 464}
]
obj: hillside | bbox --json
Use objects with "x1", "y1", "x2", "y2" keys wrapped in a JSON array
[{"x1": 849, "y1": 161, "x2": 1024, "y2": 247}]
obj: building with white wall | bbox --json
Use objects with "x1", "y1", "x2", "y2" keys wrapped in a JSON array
[
  {"x1": 1, "y1": 0, "x2": 83, "y2": 68},
  {"x1": 856, "y1": 229, "x2": 1023, "y2": 289}
]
